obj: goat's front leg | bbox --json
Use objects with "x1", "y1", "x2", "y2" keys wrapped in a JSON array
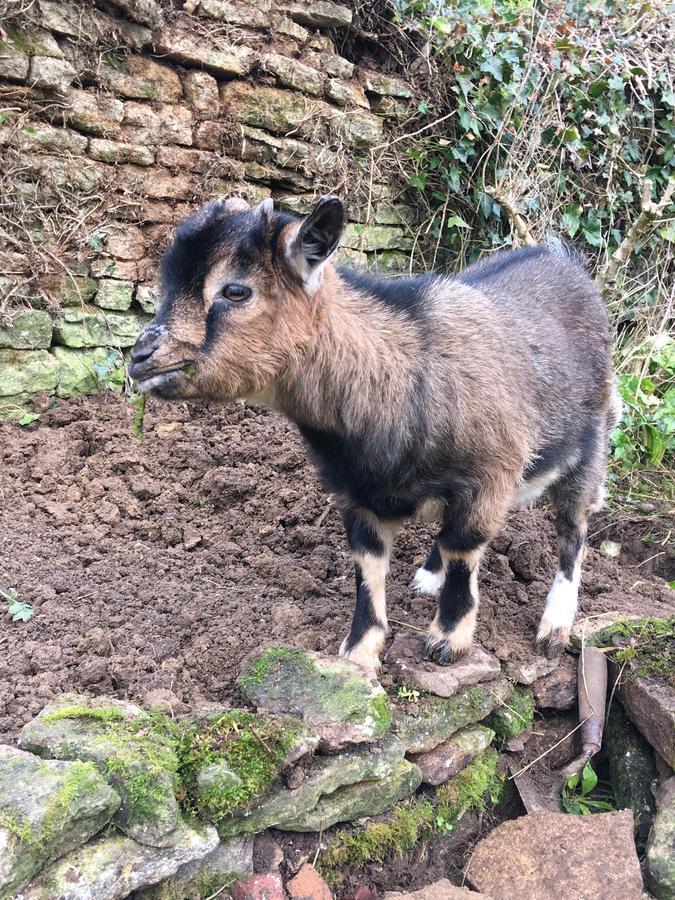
[
  {"x1": 425, "y1": 545, "x2": 485, "y2": 664},
  {"x1": 339, "y1": 508, "x2": 398, "y2": 671}
]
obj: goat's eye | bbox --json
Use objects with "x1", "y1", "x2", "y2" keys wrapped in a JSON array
[{"x1": 221, "y1": 283, "x2": 251, "y2": 303}]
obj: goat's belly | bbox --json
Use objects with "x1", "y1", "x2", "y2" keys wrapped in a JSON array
[{"x1": 413, "y1": 498, "x2": 446, "y2": 523}]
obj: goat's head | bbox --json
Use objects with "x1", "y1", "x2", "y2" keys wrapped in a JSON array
[{"x1": 129, "y1": 195, "x2": 345, "y2": 401}]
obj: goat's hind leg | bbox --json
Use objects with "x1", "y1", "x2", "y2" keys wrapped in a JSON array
[{"x1": 411, "y1": 542, "x2": 446, "y2": 596}]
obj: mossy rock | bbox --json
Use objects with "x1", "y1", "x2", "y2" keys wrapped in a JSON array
[
  {"x1": 0, "y1": 745, "x2": 120, "y2": 898},
  {"x1": 18, "y1": 695, "x2": 181, "y2": 847},
  {"x1": 0, "y1": 393, "x2": 40, "y2": 423},
  {"x1": 391, "y1": 678, "x2": 511, "y2": 753},
  {"x1": 51, "y1": 347, "x2": 125, "y2": 399},
  {"x1": 53, "y1": 305, "x2": 149, "y2": 348},
  {"x1": 647, "y1": 777, "x2": 675, "y2": 900},
  {"x1": 0, "y1": 349, "x2": 59, "y2": 397},
  {"x1": 486, "y1": 684, "x2": 535, "y2": 743},
  {"x1": 0, "y1": 310, "x2": 52, "y2": 350},
  {"x1": 570, "y1": 617, "x2": 674, "y2": 684},
  {"x1": 238, "y1": 647, "x2": 392, "y2": 751},
  {"x1": 94, "y1": 279, "x2": 134, "y2": 311}
]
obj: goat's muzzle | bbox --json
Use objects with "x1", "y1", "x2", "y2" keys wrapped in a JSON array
[{"x1": 129, "y1": 323, "x2": 194, "y2": 395}]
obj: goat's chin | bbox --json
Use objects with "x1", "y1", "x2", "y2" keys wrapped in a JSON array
[{"x1": 137, "y1": 371, "x2": 197, "y2": 399}]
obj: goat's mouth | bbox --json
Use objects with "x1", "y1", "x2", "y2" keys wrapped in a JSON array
[{"x1": 129, "y1": 360, "x2": 196, "y2": 394}]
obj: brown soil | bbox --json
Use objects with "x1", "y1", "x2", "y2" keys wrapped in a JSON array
[{"x1": 1, "y1": 393, "x2": 673, "y2": 745}]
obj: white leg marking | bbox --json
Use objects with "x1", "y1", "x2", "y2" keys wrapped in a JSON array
[
  {"x1": 537, "y1": 564, "x2": 581, "y2": 642},
  {"x1": 339, "y1": 627, "x2": 386, "y2": 671},
  {"x1": 412, "y1": 566, "x2": 445, "y2": 596},
  {"x1": 427, "y1": 606, "x2": 477, "y2": 656}
]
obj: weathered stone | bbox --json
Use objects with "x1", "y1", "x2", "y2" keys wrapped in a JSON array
[
  {"x1": 122, "y1": 102, "x2": 161, "y2": 144},
  {"x1": 606, "y1": 701, "x2": 658, "y2": 851},
  {"x1": 104, "y1": 224, "x2": 146, "y2": 261},
  {"x1": 238, "y1": 647, "x2": 391, "y2": 751},
  {"x1": 221, "y1": 82, "x2": 331, "y2": 141},
  {"x1": 89, "y1": 138, "x2": 153, "y2": 166},
  {"x1": 503, "y1": 654, "x2": 558, "y2": 685},
  {"x1": 106, "y1": 0, "x2": 165, "y2": 29},
  {"x1": 0, "y1": 121, "x2": 87, "y2": 155},
  {"x1": 91, "y1": 259, "x2": 138, "y2": 281},
  {"x1": 0, "y1": 43, "x2": 30, "y2": 82},
  {"x1": 486, "y1": 685, "x2": 534, "y2": 743},
  {"x1": 21, "y1": 820, "x2": 219, "y2": 900},
  {"x1": 136, "y1": 836, "x2": 255, "y2": 899},
  {"x1": 274, "y1": 139, "x2": 337, "y2": 175},
  {"x1": 274, "y1": 13, "x2": 309, "y2": 40},
  {"x1": 369, "y1": 95, "x2": 410, "y2": 118},
  {"x1": 35, "y1": 0, "x2": 152, "y2": 48},
  {"x1": 386, "y1": 633, "x2": 501, "y2": 698},
  {"x1": 0, "y1": 310, "x2": 52, "y2": 350},
  {"x1": 196, "y1": 0, "x2": 272, "y2": 27},
  {"x1": 64, "y1": 90, "x2": 124, "y2": 137},
  {"x1": 0, "y1": 349, "x2": 59, "y2": 396},
  {"x1": 385, "y1": 882, "x2": 494, "y2": 899},
  {"x1": 393, "y1": 678, "x2": 511, "y2": 754},
  {"x1": 244, "y1": 160, "x2": 313, "y2": 191},
  {"x1": 193, "y1": 119, "x2": 239, "y2": 151},
  {"x1": 4, "y1": 26, "x2": 63, "y2": 57},
  {"x1": 532, "y1": 652, "x2": 577, "y2": 710},
  {"x1": 287, "y1": 863, "x2": 332, "y2": 900},
  {"x1": 262, "y1": 52, "x2": 324, "y2": 96},
  {"x1": 121, "y1": 167, "x2": 196, "y2": 200},
  {"x1": 23, "y1": 153, "x2": 108, "y2": 192},
  {"x1": 373, "y1": 203, "x2": 418, "y2": 226},
  {"x1": 0, "y1": 393, "x2": 37, "y2": 422},
  {"x1": 325, "y1": 78, "x2": 369, "y2": 108},
  {"x1": 53, "y1": 306, "x2": 147, "y2": 348},
  {"x1": 94, "y1": 279, "x2": 134, "y2": 311},
  {"x1": 157, "y1": 146, "x2": 244, "y2": 177},
  {"x1": 28, "y1": 55, "x2": 76, "y2": 90},
  {"x1": 334, "y1": 109, "x2": 384, "y2": 147},
  {"x1": 158, "y1": 104, "x2": 193, "y2": 146},
  {"x1": 136, "y1": 285, "x2": 159, "y2": 314},
  {"x1": 280, "y1": 758, "x2": 422, "y2": 831},
  {"x1": 183, "y1": 70, "x2": 220, "y2": 111},
  {"x1": 615, "y1": 662, "x2": 675, "y2": 768},
  {"x1": 360, "y1": 70, "x2": 413, "y2": 98},
  {"x1": 281, "y1": 0, "x2": 352, "y2": 27},
  {"x1": 371, "y1": 250, "x2": 410, "y2": 272},
  {"x1": 304, "y1": 49, "x2": 354, "y2": 79},
  {"x1": 220, "y1": 734, "x2": 405, "y2": 837},
  {"x1": 466, "y1": 810, "x2": 643, "y2": 900},
  {"x1": 0, "y1": 745, "x2": 120, "y2": 897},
  {"x1": 647, "y1": 776, "x2": 675, "y2": 900},
  {"x1": 335, "y1": 247, "x2": 368, "y2": 268},
  {"x1": 59, "y1": 276, "x2": 99, "y2": 306},
  {"x1": 409, "y1": 726, "x2": 495, "y2": 786},
  {"x1": 19, "y1": 695, "x2": 180, "y2": 847},
  {"x1": 155, "y1": 26, "x2": 255, "y2": 77},
  {"x1": 100, "y1": 57, "x2": 183, "y2": 102},
  {"x1": 343, "y1": 224, "x2": 412, "y2": 251},
  {"x1": 232, "y1": 873, "x2": 286, "y2": 900},
  {"x1": 51, "y1": 347, "x2": 125, "y2": 399}
]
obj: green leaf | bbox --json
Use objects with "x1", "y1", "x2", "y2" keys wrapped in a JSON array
[
  {"x1": 561, "y1": 203, "x2": 582, "y2": 237},
  {"x1": 17, "y1": 412, "x2": 39, "y2": 425},
  {"x1": 583, "y1": 219, "x2": 603, "y2": 247},
  {"x1": 581, "y1": 762, "x2": 598, "y2": 794},
  {"x1": 446, "y1": 214, "x2": 470, "y2": 229},
  {"x1": 409, "y1": 173, "x2": 426, "y2": 190}
]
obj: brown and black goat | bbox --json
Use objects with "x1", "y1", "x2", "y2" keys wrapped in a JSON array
[{"x1": 129, "y1": 196, "x2": 621, "y2": 671}]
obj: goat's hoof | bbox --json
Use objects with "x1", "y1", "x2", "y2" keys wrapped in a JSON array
[
  {"x1": 533, "y1": 625, "x2": 569, "y2": 660},
  {"x1": 424, "y1": 635, "x2": 469, "y2": 666}
]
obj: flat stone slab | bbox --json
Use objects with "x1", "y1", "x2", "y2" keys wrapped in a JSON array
[
  {"x1": 0, "y1": 745, "x2": 120, "y2": 898},
  {"x1": 385, "y1": 633, "x2": 501, "y2": 698},
  {"x1": 646, "y1": 776, "x2": 675, "y2": 900},
  {"x1": 385, "y1": 880, "x2": 494, "y2": 898},
  {"x1": 238, "y1": 647, "x2": 391, "y2": 751},
  {"x1": 409, "y1": 726, "x2": 494, "y2": 786},
  {"x1": 466, "y1": 810, "x2": 643, "y2": 899},
  {"x1": 532, "y1": 653, "x2": 577, "y2": 710},
  {"x1": 615, "y1": 663, "x2": 675, "y2": 768},
  {"x1": 20, "y1": 819, "x2": 219, "y2": 900}
]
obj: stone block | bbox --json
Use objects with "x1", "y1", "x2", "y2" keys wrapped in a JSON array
[
  {"x1": 53, "y1": 305, "x2": 148, "y2": 348},
  {"x1": 100, "y1": 56, "x2": 182, "y2": 102},
  {"x1": 64, "y1": 90, "x2": 124, "y2": 137},
  {"x1": 91, "y1": 258, "x2": 139, "y2": 280},
  {"x1": 195, "y1": 0, "x2": 271, "y2": 27},
  {"x1": 51, "y1": 346, "x2": 125, "y2": 398},
  {"x1": 23, "y1": 153, "x2": 109, "y2": 191},
  {"x1": 304, "y1": 49, "x2": 354, "y2": 79},
  {"x1": 334, "y1": 109, "x2": 384, "y2": 146},
  {"x1": 343, "y1": 223, "x2": 412, "y2": 251},
  {"x1": 136, "y1": 285, "x2": 159, "y2": 314},
  {"x1": 28, "y1": 55, "x2": 76, "y2": 90},
  {"x1": 0, "y1": 43, "x2": 30, "y2": 82},
  {"x1": 261, "y1": 52, "x2": 324, "y2": 96},
  {"x1": 646, "y1": 776, "x2": 675, "y2": 900},
  {"x1": 155, "y1": 25, "x2": 255, "y2": 76},
  {"x1": 281, "y1": 0, "x2": 352, "y2": 27},
  {"x1": 35, "y1": 0, "x2": 152, "y2": 49},
  {"x1": 94, "y1": 279, "x2": 135, "y2": 311},
  {"x1": 221, "y1": 82, "x2": 332, "y2": 141},
  {"x1": 122, "y1": 102, "x2": 161, "y2": 143},
  {"x1": 104, "y1": 224, "x2": 146, "y2": 261},
  {"x1": 287, "y1": 864, "x2": 332, "y2": 900},
  {"x1": 183, "y1": 70, "x2": 220, "y2": 111},
  {"x1": 105, "y1": 0, "x2": 165, "y2": 29},
  {"x1": 244, "y1": 160, "x2": 313, "y2": 191},
  {"x1": 0, "y1": 349, "x2": 60, "y2": 396},
  {"x1": 89, "y1": 138, "x2": 154, "y2": 165},
  {"x1": 121, "y1": 168, "x2": 196, "y2": 200},
  {"x1": 326, "y1": 78, "x2": 369, "y2": 108},
  {"x1": 194, "y1": 119, "x2": 239, "y2": 151},
  {"x1": 158, "y1": 104, "x2": 193, "y2": 146},
  {"x1": 360, "y1": 69, "x2": 413, "y2": 97},
  {"x1": 0, "y1": 121, "x2": 87, "y2": 155},
  {"x1": 0, "y1": 310, "x2": 53, "y2": 350},
  {"x1": 157, "y1": 145, "x2": 244, "y2": 177},
  {"x1": 2, "y1": 26, "x2": 63, "y2": 58}
]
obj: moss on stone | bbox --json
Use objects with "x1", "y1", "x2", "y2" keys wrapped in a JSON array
[
  {"x1": 486, "y1": 685, "x2": 535, "y2": 742},
  {"x1": 573, "y1": 617, "x2": 674, "y2": 684},
  {"x1": 238, "y1": 647, "x2": 310, "y2": 689},
  {"x1": 41, "y1": 761, "x2": 103, "y2": 844},
  {"x1": 41, "y1": 706, "x2": 126, "y2": 725}
]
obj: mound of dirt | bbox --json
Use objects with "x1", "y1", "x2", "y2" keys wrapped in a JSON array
[{"x1": 0, "y1": 394, "x2": 672, "y2": 744}]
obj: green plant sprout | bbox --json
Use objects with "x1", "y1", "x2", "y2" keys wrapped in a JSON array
[
  {"x1": 561, "y1": 762, "x2": 615, "y2": 815},
  {"x1": 1, "y1": 588, "x2": 34, "y2": 623}
]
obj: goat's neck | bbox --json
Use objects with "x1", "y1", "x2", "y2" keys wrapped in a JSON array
[{"x1": 278, "y1": 267, "x2": 418, "y2": 437}]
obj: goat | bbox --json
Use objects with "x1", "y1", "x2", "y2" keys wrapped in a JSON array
[{"x1": 129, "y1": 195, "x2": 621, "y2": 671}]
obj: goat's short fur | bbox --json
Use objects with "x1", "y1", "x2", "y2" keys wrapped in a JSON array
[{"x1": 130, "y1": 195, "x2": 620, "y2": 670}]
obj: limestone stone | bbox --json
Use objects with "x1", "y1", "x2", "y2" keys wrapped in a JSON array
[
  {"x1": 616, "y1": 662, "x2": 675, "y2": 768},
  {"x1": 195, "y1": 0, "x2": 272, "y2": 28},
  {"x1": 183, "y1": 70, "x2": 220, "y2": 111},
  {"x1": 279, "y1": 758, "x2": 422, "y2": 831},
  {"x1": 372, "y1": 250, "x2": 410, "y2": 272},
  {"x1": 28, "y1": 55, "x2": 76, "y2": 90},
  {"x1": 60, "y1": 276, "x2": 99, "y2": 306},
  {"x1": 360, "y1": 70, "x2": 413, "y2": 97},
  {"x1": 326, "y1": 78, "x2": 370, "y2": 108},
  {"x1": 335, "y1": 247, "x2": 368, "y2": 268},
  {"x1": 385, "y1": 633, "x2": 501, "y2": 698},
  {"x1": 466, "y1": 810, "x2": 643, "y2": 900},
  {"x1": 0, "y1": 44, "x2": 30, "y2": 82},
  {"x1": 158, "y1": 104, "x2": 193, "y2": 146},
  {"x1": 35, "y1": 0, "x2": 152, "y2": 48},
  {"x1": 104, "y1": 224, "x2": 146, "y2": 261},
  {"x1": 194, "y1": 119, "x2": 239, "y2": 151},
  {"x1": 122, "y1": 168, "x2": 196, "y2": 200},
  {"x1": 532, "y1": 652, "x2": 577, "y2": 709},
  {"x1": 89, "y1": 138, "x2": 154, "y2": 166},
  {"x1": 0, "y1": 349, "x2": 59, "y2": 396},
  {"x1": 155, "y1": 26, "x2": 255, "y2": 77},
  {"x1": 136, "y1": 285, "x2": 159, "y2": 314},
  {"x1": 106, "y1": 0, "x2": 165, "y2": 29},
  {"x1": 334, "y1": 109, "x2": 384, "y2": 147},
  {"x1": 65, "y1": 90, "x2": 124, "y2": 137},
  {"x1": 262, "y1": 52, "x2": 324, "y2": 96},
  {"x1": 91, "y1": 259, "x2": 138, "y2": 280},
  {"x1": 51, "y1": 347, "x2": 125, "y2": 398},
  {"x1": 274, "y1": 13, "x2": 310, "y2": 40},
  {"x1": 343, "y1": 224, "x2": 412, "y2": 251},
  {"x1": 393, "y1": 678, "x2": 511, "y2": 754},
  {"x1": 122, "y1": 102, "x2": 161, "y2": 144},
  {"x1": 219, "y1": 734, "x2": 405, "y2": 837},
  {"x1": 373, "y1": 203, "x2": 418, "y2": 226},
  {"x1": 21, "y1": 820, "x2": 219, "y2": 900},
  {"x1": 274, "y1": 139, "x2": 338, "y2": 175},
  {"x1": 94, "y1": 279, "x2": 135, "y2": 311},
  {"x1": 410, "y1": 726, "x2": 495, "y2": 786},
  {"x1": 238, "y1": 647, "x2": 391, "y2": 751},
  {"x1": 23, "y1": 153, "x2": 108, "y2": 192},
  {"x1": 0, "y1": 393, "x2": 37, "y2": 422},
  {"x1": 157, "y1": 146, "x2": 244, "y2": 178},
  {"x1": 244, "y1": 161, "x2": 313, "y2": 192},
  {"x1": 18, "y1": 695, "x2": 180, "y2": 847},
  {"x1": 281, "y1": 0, "x2": 352, "y2": 27},
  {"x1": 287, "y1": 863, "x2": 332, "y2": 900},
  {"x1": 385, "y1": 882, "x2": 494, "y2": 899},
  {"x1": 606, "y1": 701, "x2": 658, "y2": 851},
  {"x1": 503, "y1": 653, "x2": 558, "y2": 685},
  {"x1": 370, "y1": 95, "x2": 410, "y2": 118},
  {"x1": 221, "y1": 82, "x2": 332, "y2": 141},
  {"x1": 0, "y1": 745, "x2": 120, "y2": 897},
  {"x1": 304, "y1": 49, "x2": 354, "y2": 79},
  {"x1": 646, "y1": 776, "x2": 675, "y2": 900},
  {"x1": 53, "y1": 300, "x2": 139, "y2": 346},
  {"x1": 0, "y1": 310, "x2": 52, "y2": 350},
  {"x1": 0, "y1": 121, "x2": 87, "y2": 155},
  {"x1": 100, "y1": 56, "x2": 183, "y2": 102}
]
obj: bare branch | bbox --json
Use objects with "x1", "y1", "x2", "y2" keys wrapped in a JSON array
[{"x1": 484, "y1": 185, "x2": 537, "y2": 247}]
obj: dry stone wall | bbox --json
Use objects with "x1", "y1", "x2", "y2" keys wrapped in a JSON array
[{"x1": 0, "y1": 0, "x2": 418, "y2": 419}]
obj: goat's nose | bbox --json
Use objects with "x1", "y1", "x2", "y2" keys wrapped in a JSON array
[{"x1": 130, "y1": 328, "x2": 161, "y2": 364}]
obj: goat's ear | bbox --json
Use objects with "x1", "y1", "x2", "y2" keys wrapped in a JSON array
[{"x1": 287, "y1": 195, "x2": 345, "y2": 286}]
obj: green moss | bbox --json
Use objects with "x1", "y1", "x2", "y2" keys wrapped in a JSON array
[
  {"x1": 486, "y1": 685, "x2": 535, "y2": 742},
  {"x1": 0, "y1": 808, "x2": 35, "y2": 848},
  {"x1": 369, "y1": 692, "x2": 393, "y2": 733},
  {"x1": 318, "y1": 748, "x2": 504, "y2": 887},
  {"x1": 573, "y1": 617, "x2": 674, "y2": 685},
  {"x1": 41, "y1": 706, "x2": 126, "y2": 725},
  {"x1": 238, "y1": 647, "x2": 310, "y2": 689},
  {"x1": 2, "y1": 28, "x2": 30, "y2": 54}
]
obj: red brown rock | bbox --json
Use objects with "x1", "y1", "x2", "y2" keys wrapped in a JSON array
[
  {"x1": 384, "y1": 880, "x2": 491, "y2": 898},
  {"x1": 287, "y1": 863, "x2": 333, "y2": 899},
  {"x1": 232, "y1": 873, "x2": 286, "y2": 900}
]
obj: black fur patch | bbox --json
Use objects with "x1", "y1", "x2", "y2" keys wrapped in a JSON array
[
  {"x1": 438, "y1": 560, "x2": 474, "y2": 631},
  {"x1": 337, "y1": 268, "x2": 435, "y2": 319},
  {"x1": 424, "y1": 542, "x2": 443, "y2": 574},
  {"x1": 344, "y1": 509, "x2": 385, "y2": 557},
  {"x1": 343, "y1": 562, "x2": 383, "y2": 651}
]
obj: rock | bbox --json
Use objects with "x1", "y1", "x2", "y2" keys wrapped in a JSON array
[
  {"x1": 409, "y1": 726, "x2": 494, "y2": 786},
  {"x1": 106, "y1": 0, "x2": 165, "y2": 29},
  {"x1": 0, "y1": 349, "x2": 60, "y2": 396},
  {"x1": 221, "y1": 82, "x2": 331, "y2": 140},
  {"x1": 384, "y1": 880, "x2": 493, "y2": 899},
  {"x1": 0, "y1": 121, "x2": 87, "y2": 155},
  {"x1": 232, "y1": 872, "x2": 286, "y2": 900},
  {"x1": 262, "y1": 52, "x2": 324, "y2": 96},
  {"x1": 136, "y1": 835, "x2": 255, "y2": 898},
  {"x1": 93, "y1": 279, "x2": 135, "y2": 311},
  {"x1": 393, "y1": 678, "x2": 511, "y2": 754},
  {"x1": 155, "y1": 26, "x2": 254, "y2": 77},
  {"x1": 342, "y1": 224, "x2": 412, "y2": 252},
  {"x1": 141, "y1": 689, "x2": 188, "y2": 717},
  {"x1": 503, "y1": 653, "x2": 559, "y2": 685},
  {"x1": 281, "y1": 0, "x2": 352, "y2": 27},
  {"x1": 0, "y1": 41, "x2": 30, "y2": 82},
  {"x1": 646, "y1": 776, "x2": 675, "y2": 900},
  {"x1": 104, "y1": 224, "x2": 146, "y2": 261},
  {"x1": 136, "y1": 285, "x2": 159, "y2": 314},
  {"x1": 485, "y1": 685, "x2": 534, "y2": 743},
  {"x1": 253, "y1": 832, "x2": 283, "y2": 874},
  {"x1": 532, "y1": 653, "x2": 577, "y2": 710},
  {"x1": 359, "y1": 70, "x2": 413, "y2": 97},
  {"x1": 99, "y1": 56, "x2": 182, "y2": 102},
  {"x1": 51, "y1": 347, "x2": 125, "y2": 399},
  {"x1": 386, "y1": 633, "x2": 501, "y2": 698},
  {"x1": 220, "y1": 734, "x2": 405, "y2": 837},
  {"x1": 28, "y1": 55, "x2": 76, "y2": 90},
  {"x1": 287, "y1": 863, "x2": 333, "y2": 899},
  {"x1": 0, "y1": 745, "x2": 120, "y2": 897},
  {"x1": 466, "y1": 810, "x2": 643, "y2": 900},
  {"x1": 53, "y1": 305, "x2": 148, "y2": 348},
  {"x1": 0, "y1": 310, "x2": 52, "y2": 350},
  {"x1": 280, "y1": 758, "x2": 422, "y2": 832},
  {"x1": 325, "y1": 79, "x2": 369, "y2": 108},
  {"x1": 0, "y1": 393, "x2": 38, "y2": 422},
  {"x1": 18, "y1": 695, "x2": 180, "y2": 847},
  {"x1": 89, "y1": 139, "x2": 154, "y2": 166},
  {"x1": 183, "y1": 70, "x2": 220, "y2": 111},
  {"x1": 238, "y1": 647, "x2": 391, "y2": 751},
  {"x1": 35, "y1": 0, "x2": 151, "y2": 47},
  {"x1": 20, "y1": 819, "x2": 219, "y2": 900},
  {"x1": 606, "y1": 701, "x2": 657, "y2": 851},
  {"x1": 64, "y1": 90, "x2": 124, "y2": 137},
  {"x1": 615, "y1": 663, "x2": 675, "y2": 768}
]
